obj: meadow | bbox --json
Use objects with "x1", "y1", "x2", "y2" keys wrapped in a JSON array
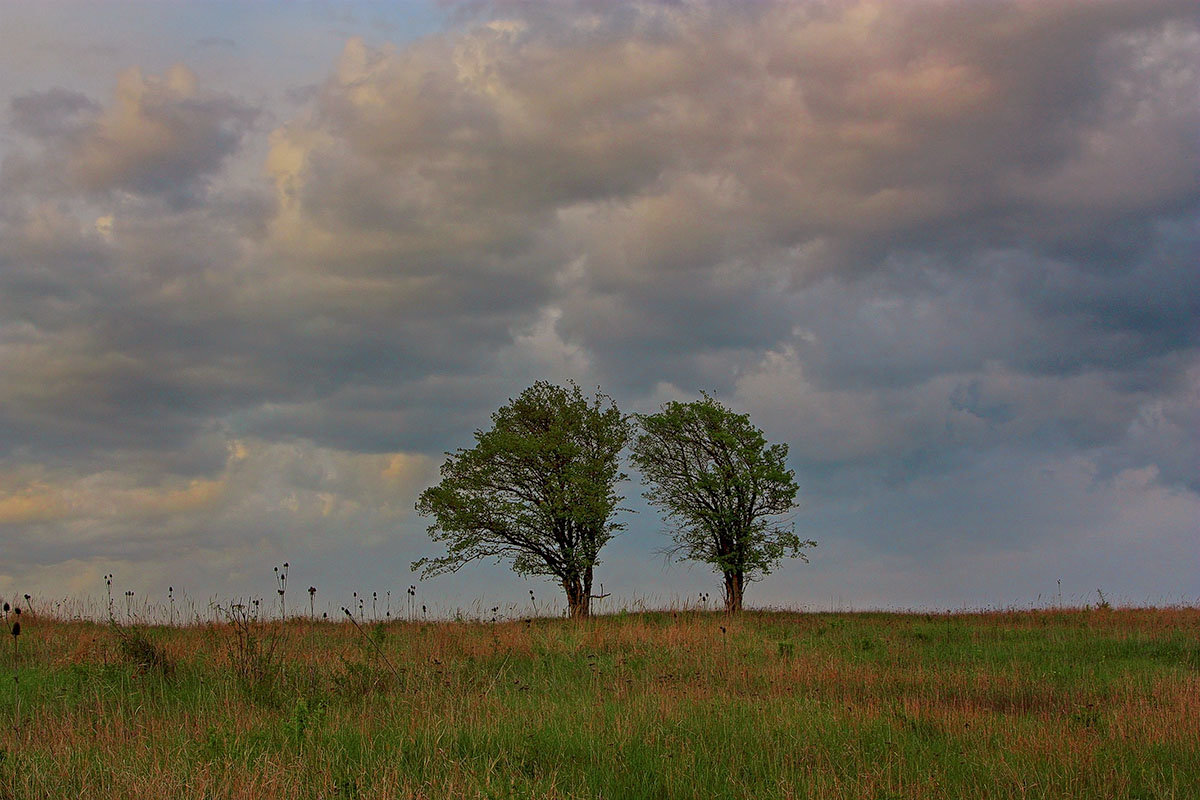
[{"x1": 0, "y1": 605, "x2": 1197, "y2": 799}]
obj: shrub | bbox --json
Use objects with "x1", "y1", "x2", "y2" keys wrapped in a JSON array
[
  {"x1": 215, "y1": 602, "x2": 287, "y2": 706},
  {"x1": 109, "y1": 621, "x2": 175, "y2": 677}
]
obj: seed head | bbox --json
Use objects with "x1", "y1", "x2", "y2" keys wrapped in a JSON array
[{"x1": 10, "y1": 622, "x2": 19, "y2": 637}]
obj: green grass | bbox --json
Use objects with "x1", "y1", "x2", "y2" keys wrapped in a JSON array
[{"x1": 0, "y1": 608, "x2": 1196, "y2": 798}]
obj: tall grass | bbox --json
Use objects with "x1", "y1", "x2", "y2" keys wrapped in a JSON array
[{"x1": 0, "y1": 607, "x2": 1196, "y2": 798}]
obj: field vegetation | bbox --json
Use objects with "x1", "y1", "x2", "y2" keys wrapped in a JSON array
[{"x1": 1, "y1": 605, "x2": 1197, "y2": 799}]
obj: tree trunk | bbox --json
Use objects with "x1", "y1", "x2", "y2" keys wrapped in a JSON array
[
  {"x1": 583, "y1": 565, "x2": 594, "y2": 614},
  {"x1": 723, "y1": 571, "x2": 744, "y2": 613},
  {"x1": 564, "y1": 575, "x2": 590, "y2": 618}
]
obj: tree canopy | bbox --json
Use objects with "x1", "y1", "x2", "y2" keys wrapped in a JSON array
[
  {"x1": 631, "y1": 395, "x2": 813, "y2": 612},
  {"x1": 414, "y1": 381, "x2": 631, "y2": 617}
]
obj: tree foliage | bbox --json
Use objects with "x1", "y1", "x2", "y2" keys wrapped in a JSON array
[
  {"x1": 631, "y1": 395, "x2": 813, "y2": 612},
  {"x1": 414, "y1": 382, "x2": 631, "y2": 617}
]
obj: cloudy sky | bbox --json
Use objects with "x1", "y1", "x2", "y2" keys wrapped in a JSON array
[{"x1": 1, "y1": 0, "x2": 1196, "y2": 616}]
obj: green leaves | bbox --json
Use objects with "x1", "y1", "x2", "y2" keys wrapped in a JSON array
[
  {"x1": 413, "y1": 382, "x2": 632, "y2": 601},
  {"x1": 631, "y1": 394, "x2": 813, "y2": 607},
  {"x1": 414, "y1": 384, "x2": 812, "y2": 614}
]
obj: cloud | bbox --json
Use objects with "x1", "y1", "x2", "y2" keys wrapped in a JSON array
[
  {"x1": 9, "y1": 87, "x2": 99, "y2": 138},
  {"x1": 0, "y1": 0, "x2": 1196, "y2": 605},
  {"x1": 0, "y1": 438, "x2": 434, "y2": 577},
  {"x1": 5, "y1": 65, "x2": 256, "y2": 205},
  {"x1": 248, "y1": 0, "x2": 1198, "y2": 399},
  {"x1": 245, "y1": 0, "x2": 1187, "y2": 387},
  {"x1": 0, "y1": 473, "x2": 224, "y2": 527},
  {"x1": 72, "y1": 65, "x2": 256, "y2": 202}
]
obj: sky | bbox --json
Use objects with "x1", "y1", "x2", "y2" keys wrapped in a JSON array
[{"x1": 0, "y1": 0, "x2": 1196, "y2": 617}]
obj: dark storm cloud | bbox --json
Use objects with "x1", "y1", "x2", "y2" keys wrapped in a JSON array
[{"x1": 777, "y1": 216, "x2": 1199, "y2": 394}]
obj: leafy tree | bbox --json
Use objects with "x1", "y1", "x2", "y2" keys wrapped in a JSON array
[
  {"x1": 414, "y1": 382, "x2": 631, "y2": 618},
  {"x1": 631, "y1": 395, "x2": 813, "y2": 612}
]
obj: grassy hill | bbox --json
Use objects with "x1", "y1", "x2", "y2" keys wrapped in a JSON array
[{"x1": 1, "y1": 607, "x2": 1196, "y2": 798}]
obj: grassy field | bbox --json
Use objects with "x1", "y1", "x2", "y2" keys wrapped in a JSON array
[{"x1": 0, "y1": 606, "x2": 1196, "y2": 799}]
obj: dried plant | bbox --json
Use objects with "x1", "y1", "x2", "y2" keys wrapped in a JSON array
[
  {"x1": 10, "y1": 610, "x2": 20, "y2": 686},
  {"x1": 215, "y1": 600, "x2": 287, "y2": 706},
  {"x1": 274, "y1": 563, "x2": 289, "y2": 618},
  {"x1": 104, "y1": 577, "x2": 174, "y2": 677}
]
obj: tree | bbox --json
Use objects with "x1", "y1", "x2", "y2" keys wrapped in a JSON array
[
  {"x1": 414, "y1": 382, "x2": 631, "y2": 618},
  {"x1": 631, "y1": 395, "x2": 813, "y2": 613}
]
